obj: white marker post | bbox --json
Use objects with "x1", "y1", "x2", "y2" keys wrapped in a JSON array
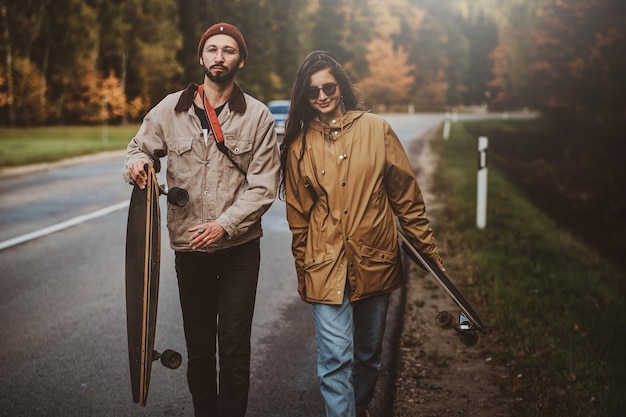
[
  {"x1": 476, "y1": 136, "x2": 488, "y2": 229},
  {"x1": 442, "y1": 115, "x2": 451, "y2": 140}
]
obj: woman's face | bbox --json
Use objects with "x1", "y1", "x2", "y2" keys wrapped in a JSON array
[{"x1": 307, "y1": 68, "x2": 343, "y2": 121}]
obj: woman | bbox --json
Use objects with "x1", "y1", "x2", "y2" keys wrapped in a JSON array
[{"x1": 279, "y1": 51, "x2": 444, "y2": 417}]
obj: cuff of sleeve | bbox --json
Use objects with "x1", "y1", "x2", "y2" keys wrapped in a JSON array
[{"x1": 216, "y1": 217, "x2": 236, "y2": 239}]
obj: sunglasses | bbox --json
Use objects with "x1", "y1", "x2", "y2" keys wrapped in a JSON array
[{"x1": 307, "y1": 83, "x2": 338, "y2": 100}]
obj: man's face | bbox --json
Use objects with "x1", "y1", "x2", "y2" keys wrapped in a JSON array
[{"x1": 200, "y1": 34, "x2": 244, "y2": 84}]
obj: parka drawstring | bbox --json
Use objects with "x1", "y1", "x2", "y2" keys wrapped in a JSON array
[{"x1": 320, "y1": 116, "x2": 347, "y2": 176}]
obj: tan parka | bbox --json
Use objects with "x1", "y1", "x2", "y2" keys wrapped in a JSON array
[{"x1": 285, "y1": 111, "x2": 440, "y2": 304}]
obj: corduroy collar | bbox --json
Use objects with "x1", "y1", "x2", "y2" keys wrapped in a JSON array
[{"x1": 175, "y1": 82, "x2": 247, "y2": 114}]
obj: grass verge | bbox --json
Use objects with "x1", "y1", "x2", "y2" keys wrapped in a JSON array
[
  {"x1": 0, "y1": 125, "x2": 139, "y2": 167},
  {"x1": 431, "y1": 120, "x2": 626, "y2": 416}
]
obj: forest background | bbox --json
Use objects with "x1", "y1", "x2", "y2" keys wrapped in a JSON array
[{"x1": 1, "y1": 0, "x2": 624, "y2": 129}]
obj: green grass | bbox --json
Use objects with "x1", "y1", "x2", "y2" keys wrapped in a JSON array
[
  {"x1": 431, "y1": 121, "x2": 626, "y2": 416},
  {"x1": 0, "y1": 125, "x2": 139, "y2": 167}
]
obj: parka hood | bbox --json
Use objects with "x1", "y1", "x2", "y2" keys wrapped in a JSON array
[{"x1": 307, "y1": 110, "x2": 369, "y2": 137}]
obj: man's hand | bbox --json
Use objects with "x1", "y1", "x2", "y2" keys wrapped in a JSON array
[
  {"x1": 189, "y1": 222, "x2": 225, "y2": 250},
  {"x1": 128, "y1": 161, "x2": 149, "y2": 189}
]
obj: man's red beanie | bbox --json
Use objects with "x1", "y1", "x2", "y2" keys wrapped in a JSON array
[{"x1": 197, "y1": 23, "x2": 248, "y2": 61}]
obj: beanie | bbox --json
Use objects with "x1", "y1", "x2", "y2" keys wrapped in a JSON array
[{"x1": 198, "y1": 23, "x2": 248, "y2": 61}]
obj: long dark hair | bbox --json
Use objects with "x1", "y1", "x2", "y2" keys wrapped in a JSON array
[{"x1": 278, "y1": 51, "x2": 360, "y2": 199}]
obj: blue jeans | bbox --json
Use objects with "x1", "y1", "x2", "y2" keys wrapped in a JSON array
[
  {"x1": 175, "y1": 239, "x2": 260, "y2": 417},
  {"x1": 312, "y1": 284, "x2": 390, "y2": 417}
]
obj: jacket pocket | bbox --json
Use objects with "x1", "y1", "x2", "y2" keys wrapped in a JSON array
[
  {"x1": 168, "y1": 139, "x2": 194, "y2": 175},
  {"x1": 223, "y1": 135, "x2": 253, "y2": 173}
]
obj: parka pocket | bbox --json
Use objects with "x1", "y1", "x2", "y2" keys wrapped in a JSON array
[
  {"x1": 303, "y1": 256, "x2": 337, "y2": 302},
  {"x1": 303, "y1": 256, "x2": 335, "y2": 271},
  {"x1": 358, "y1": 244, "x2": 400, "y2": 296},
  {"x1": 360, "y1": 244, "x2": 398, "y2": 274}
]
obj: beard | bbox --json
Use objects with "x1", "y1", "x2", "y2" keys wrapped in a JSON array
[{"x1": 203, "y1": 63, "x2": 239, "y2": 84}]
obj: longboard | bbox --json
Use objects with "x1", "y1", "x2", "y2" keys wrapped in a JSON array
[
  {"x1": 125, "y1": 165, "x2": 187, "y2": 406},
  {"x1": 397, "y1": 226, "x2": 487, "y2": 346}
]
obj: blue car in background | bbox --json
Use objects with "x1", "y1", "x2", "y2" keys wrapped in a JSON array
[{"x1": 268, "y1": 100, "x2": 290, "y2": 137}]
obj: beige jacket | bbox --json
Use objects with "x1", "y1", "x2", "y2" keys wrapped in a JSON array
[
  {"x1": 285, "y1": 111, "x2": 440, "y2": 304},
  {"x1": 124, "y1": 83, "x2": 280, "y2": 252}
]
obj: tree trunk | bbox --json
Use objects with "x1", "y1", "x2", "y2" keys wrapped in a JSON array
[
  {"x1": 1, "y1": 2, "x2": 16, "y2": 125},
  {"x1": 121, "y1": 47, "x2": 128, "y2": 125}
]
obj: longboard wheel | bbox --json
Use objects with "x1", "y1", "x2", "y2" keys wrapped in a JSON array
[
  {"x1": 458, "y1": 331, "x2": 479, "y2": 347},
  {"x1": 167, "y1": 187, "x2": 189, "y2": 207},
  {"x1": 435, "y1": 311, "x2": 455, "y2": 330},
  {"x1": 160, "y1": 349, "x2": 183, "y2": 369}
]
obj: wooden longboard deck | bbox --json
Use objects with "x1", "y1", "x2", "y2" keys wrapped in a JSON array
[
  {"x1": 397, "y1": 226, "x2": 486, "y2": 333},
  {"x1": 125, "y1": 165, "x2": 161, "y2": 406}
]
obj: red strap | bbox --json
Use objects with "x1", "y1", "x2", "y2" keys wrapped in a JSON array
[{"x1": 198, "y1": 85, "x2": 224, "y2": 144}]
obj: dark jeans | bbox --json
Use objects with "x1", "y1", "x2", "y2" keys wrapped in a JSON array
[{"x1": 175, "y1": 239, "x2": 260, "y2": 417}]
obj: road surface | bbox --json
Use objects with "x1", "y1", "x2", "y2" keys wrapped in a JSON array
[{"x1": 0, "y1": 113, "x2": 460, "y2": 416}]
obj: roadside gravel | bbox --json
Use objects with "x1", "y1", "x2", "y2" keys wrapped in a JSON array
[{"x1": 392, "y1": 132, "x2": 516, "y2": 417}]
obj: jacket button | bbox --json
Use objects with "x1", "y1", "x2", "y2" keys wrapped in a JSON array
[
  {"x1": 344, "y1": 210, "x2": 348, "y2": 214},
  {"x1": 342, "y1": 182, "x2": 346, "y2": 186}
]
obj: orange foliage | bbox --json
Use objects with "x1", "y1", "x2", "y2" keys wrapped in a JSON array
[
  {"x1": 0, "y1": 74, "x2": 7, "y2": 107},
  {"x1": 77, "y1": 70, "x2": 128, "y2": 123},
  {"x1": 100, "y1": 71, "x2": 127, "y2": 120},
  {"x1": 360, "y1": 38, "x2": 415, "y2": 106},
  {"x1": 12, "y1": 58, "x2": 47, "y2": 124}
]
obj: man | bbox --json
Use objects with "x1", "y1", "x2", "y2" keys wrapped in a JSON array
[{"x1": 124, "y1": 23, "x2": 280, "y2": 417}]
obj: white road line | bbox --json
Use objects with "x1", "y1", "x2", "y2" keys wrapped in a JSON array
[{"x1": 0, "y1": 200, "x2": 130, "y2": 251}]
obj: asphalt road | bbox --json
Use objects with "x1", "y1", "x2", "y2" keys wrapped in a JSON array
[{"x1": 0, "y1": 113, "x2": 454, "y2": 417}]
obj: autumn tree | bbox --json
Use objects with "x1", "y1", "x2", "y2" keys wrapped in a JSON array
[
  {"x1": 310, "y1": 0, "x2": 351, "y2": 63},
  {"x1": 486, "y1": 1, "x2": 541, "y2": 111},
  {"x1": 268, "y1": 0, "x2": 311, "y2": 98},
  {"x1": 360, "y1": 38, "x2": 415, "y2": 109},
  {"x1": 71, "y1": 70, "x2": 126, "y2": 124},
  {"x1": 530, "y1": 0, "x2": 626, "y2": 123},
  {"x1": 487, "y1": 0, "x2": 626, "y2": 123},
  {"x1": 407, "y1": 3, "x2": 449, "y2": 110},
  {"x1": 3, "y1": 0, "x2": 623, "y2": 126},
  {"x1": 462, "y1": 12, "x2": 498, "y2": 105},
  {"x1": 10, "y1": 57, "x2": 48, "y2": 126}
]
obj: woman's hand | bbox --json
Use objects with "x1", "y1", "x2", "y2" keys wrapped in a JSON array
[
  {"x1": 297, "y1": 282, "x2": 311, "y2": 303},
  {"x1": 435, "y1": 257, "x2": 445, "y2": 272}
]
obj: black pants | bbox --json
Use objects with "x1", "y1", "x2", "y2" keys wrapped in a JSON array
[{"x1": 175, "y1": 239, "x2": 260, "y2": 417}]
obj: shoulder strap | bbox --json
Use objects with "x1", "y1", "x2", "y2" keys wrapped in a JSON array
[{"x1": 198, "y1": 85, "x2": 247, "y2": 177}]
